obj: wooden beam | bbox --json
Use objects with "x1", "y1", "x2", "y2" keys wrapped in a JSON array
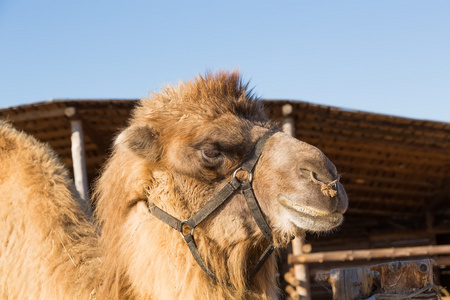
[
  {"x1": 347, "y1": 195, "x2": 425, "y2": 208},
  {"x1": 70, "y1": 117, "x2": 92, "y2": 215},
  {"x1": 32, "y1": 128, "x2": 72, "y2": 140},
  {"x1": 341, "y1": 172, "x2": 436, "y2": 189},
  {"x1": 368, "y1": 227, "x2": 450, "y2": 242},
  {"x1": 331, "y1": 159, "x2": 447, "y2": 181},
  {"x1": 295, "y1": 111, "x2": 449, "y2": 148},
  {"x1": 288, "y1": 244, "x2": 450, "y2": 265},
  {"x1": 326, "y1": 143, "x2": 447, "y2": 168},
  {"x1": 291, "y1": 238, "x2": 311, "y2": 300},
  {"x1": 298, "y1": 127, "x2": 450, "y2": 158},
  {"x1": 325, "y1": 152, "x2": 448, "y2": 178},
  {"x1": 283, "y1": 103, "x2": 311, "y2": 300},
  {"x1": 3, "y1": 107, "x2": 67, "y2": 122},
  {"x1": 346, "y1": 207, "x2": 420, "y2": 217},
  {"x1": 343, "y1": 183, "x2": 436, "y2": 198}
]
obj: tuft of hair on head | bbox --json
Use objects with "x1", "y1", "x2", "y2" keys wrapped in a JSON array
[{"x1": 136, "y1": 70, "x2": 267, "y2": 127}]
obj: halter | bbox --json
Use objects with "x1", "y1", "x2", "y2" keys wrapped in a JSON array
[{"x1": 146, "y1": 130, "x2": 275, "y2": 285}]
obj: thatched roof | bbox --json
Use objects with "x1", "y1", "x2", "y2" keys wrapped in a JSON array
[{"x1": 1, "y1": 99, "x2": 449, "y2": 246}]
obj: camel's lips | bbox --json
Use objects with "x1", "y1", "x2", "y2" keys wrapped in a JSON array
[
  {"x1": 277, "y1": 195, "x2": 332, "y2": 217},
  {"x1": 277, "y1": 195, "x2": 343, "y2": 228}
]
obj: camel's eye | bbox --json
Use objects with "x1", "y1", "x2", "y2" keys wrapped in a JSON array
[
  {"x1": 201, "y1": 149, "x2": 224, "y2": 165},
  {"x1": 202, "y1": 149, "x2": 221, "y2": 159}
]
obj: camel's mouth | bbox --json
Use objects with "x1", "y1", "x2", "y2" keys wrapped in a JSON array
[
  {"x1": 278, "y1": 195, "x2": 337, "y2": 217},
  {"x1": 277, "y1": 195, "x2": 343, "y2": 232}
]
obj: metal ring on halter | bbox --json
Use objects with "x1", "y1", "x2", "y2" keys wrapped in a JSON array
[
  {"x1": 180, "y1": 220, "x2": 195, "y2": 237},
  {"x1": 233, "y1": 167, "x2": 253, "y2": 183}
]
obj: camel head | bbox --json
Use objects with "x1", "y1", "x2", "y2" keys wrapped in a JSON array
[
  {"x1": 95, "y1": 71, "x2": 348, "y2": 297},
  {"x1": 117, "y1": 71, "x2": 346, "y2": 235}
]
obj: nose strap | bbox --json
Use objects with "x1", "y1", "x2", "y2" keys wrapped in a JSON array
[
  {"x1": 186, "y1": 178, "x2": 241, "y2": 229},
  {"x1": 241, "y1": 180, "x2": 274, "y2": 280},
  {"x1": 147, "y1": 178, "x2": 242, "y2": 282},
  {"x1": 240, "y1": 130, "x2": 273, "y2": 173},
  {"x1": 242, "y1": 182, "x2": 273, "y2": 242},
  {"x1": 145, "y1": 130, "x2": 275, "y2": 286}
]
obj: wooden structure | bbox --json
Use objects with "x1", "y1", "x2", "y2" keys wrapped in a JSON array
[
  {"x1": 1, "y1": 99, "x2": 449, "y2": 299},
  {"x1": 316, "y1": 259, "x2": 441, "y2": 299}
]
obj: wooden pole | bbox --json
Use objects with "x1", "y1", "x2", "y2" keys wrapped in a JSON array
[
  {"x1": 288, "y1": 244, "x2": 450, "y2": 265},
  {"x1": 66, "y1": 107, "x2": 91, "y2": 215},
  {"x1": 282, "y1": 103, "x2": 311, "y2": 300},
  {"x1": 282, "y1": 103, "x2": 296, "y2": 139}
]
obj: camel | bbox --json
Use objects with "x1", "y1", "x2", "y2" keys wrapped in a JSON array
[{"x1": 0, "y1": 71, "x2": 348, "y2": 299}]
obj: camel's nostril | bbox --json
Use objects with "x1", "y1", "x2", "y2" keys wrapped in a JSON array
[
  {"x1": 299, "y1": 168, "x2": 334, "y2": 184},
  {"x1": 299, "y1": 168, "x2": 341, "y2": 197},
  {"x1": 312, "y1": 173, "x2": 340, "y2": 198}
]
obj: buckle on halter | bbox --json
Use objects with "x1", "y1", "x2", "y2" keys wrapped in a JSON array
[
  {"x1": 180, "y1": 220, "x2": 195, "y2": 237},
  {"x1": 233, "y1": 167, "x2": 253, "y2": 183}
]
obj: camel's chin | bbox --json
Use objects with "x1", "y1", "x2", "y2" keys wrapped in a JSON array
[{"x1": 277, "y1": 196, "x2": 343, "y2": 232}]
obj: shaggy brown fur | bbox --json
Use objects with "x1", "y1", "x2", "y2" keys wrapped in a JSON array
[
  {"x1": 0, "y1": 71, "x2": 348, "y2": 299},
  {"x1": 0, "y1": 121, "x2": 100, "y2": 299}
]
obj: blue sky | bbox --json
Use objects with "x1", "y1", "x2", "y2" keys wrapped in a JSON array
[{"x1": 1, "y1": 0, "x2": 449, "y2": 122}]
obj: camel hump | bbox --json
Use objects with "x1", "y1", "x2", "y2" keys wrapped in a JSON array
[
  {"x1": 0, "y1": 121, "x2": 73, "y2": 205},
  {"x1": 0, "y1": 121, "x2": 99, "y2": 299}
]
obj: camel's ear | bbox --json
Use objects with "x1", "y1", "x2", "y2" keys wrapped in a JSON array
[{"x1": 115, "y1": 124, "x2": 161, "y2": 162}]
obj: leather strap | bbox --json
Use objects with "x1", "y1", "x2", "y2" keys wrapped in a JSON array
[
  {"x1": 248, "y1": 243, "x2": 274, "y2": 281},
  {"x1": 187, "y1": 178, "x2": 241, "y2": 229},
  {"x1": 240, "y1": 131, "x2": 273, "y2": 173},
  {"x1": 242, "y1": 181, "x2": 273, "y2": 242},
  {"x1": 184, "y1": 233, "x2": 218, "y2": 281},
  {"x1": 147, "y1": 203, "x2": 182, "y2": 232},
  {"x1": 241, "y1": 180, "x2": 275, "y2": 283},
  {"x1": 145, "y1": 130, "x2": 276, "y2": 286}
]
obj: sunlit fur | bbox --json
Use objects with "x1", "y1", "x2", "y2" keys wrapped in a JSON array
[
  {"x1": 0, "y1": 71, "x2": 347, "y2": 299},
  {"x1": 94, "y1": 71, "x2": 281, "y2": 299},
  {"x1": 0, "y1": 121, "x2": 100, "y2": 299}
]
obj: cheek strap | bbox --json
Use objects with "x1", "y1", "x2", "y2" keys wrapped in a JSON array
[{"x1": 145, "y1": 130, "x2": 275, "y2": 286}]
